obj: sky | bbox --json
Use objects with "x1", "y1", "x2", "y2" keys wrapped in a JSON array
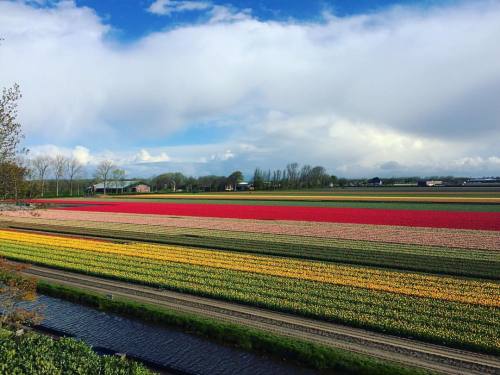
[{"x1": 1, "y1": 0, "x2": 499, "y2": 179}]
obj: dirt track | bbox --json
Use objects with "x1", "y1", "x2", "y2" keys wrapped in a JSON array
[{"x1": 21, "y1": 264, "x2": 500, "y2": 375}]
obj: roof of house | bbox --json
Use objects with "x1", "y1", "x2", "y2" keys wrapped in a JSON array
[{"x1": 92, "y1": 180, "x2": 149, "y2": 189}]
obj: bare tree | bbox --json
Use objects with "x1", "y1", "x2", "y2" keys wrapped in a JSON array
[
  {"x1": 112, "y1": 168, "x2": 126, "y2": 194},
  {"x1": 94, "y1": 160, "x2": 114, "y2": 194},
  {"x1": 286, "y1": 162, "x2": 299, "y2": 189},
  {"x1": 22, "y1": 157, "x2": 37, "y2": 198},
  {"x1": 68, "y1": 158, "x2": 84, "y2": 196},
  {"x1": 52, "y1": 155, "x2": 68, "y2": 197},
  {"x1": 32, "y1": 156, "x2": 51, "y2": 197}
]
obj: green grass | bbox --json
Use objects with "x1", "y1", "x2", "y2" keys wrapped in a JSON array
[
  {"x1": 37, "y1": 281, "x2": 432, "y2": 375},
  {"x1": 142, "y1": 188, "x2": 500, "y2": 197},
  {"x1": 4, "y1": 221, "x2": 498, "y2": 279},
  {"x1": 1, "y1": 240, "x2": 498, "y2": 354},
  {"x1": 86, "y1": 198, "x2": 500, "y2": 211}
]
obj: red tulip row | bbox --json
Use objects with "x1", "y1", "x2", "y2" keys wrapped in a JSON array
[{"x1": 29, "y1": 199, "x2": 500, "y2": 230}]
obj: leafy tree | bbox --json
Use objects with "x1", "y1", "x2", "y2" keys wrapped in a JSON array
[
  {"x1": 227, "y1": 170, "x2": 244, "y2": 191},
  {"x1": 0, "y1": 84, "x2": 23, "y2": 163},
  {"x1": 310, "y1": 166, "x2": 329, "y2": 187},
  {"x1": 184, "y1": 176, "x2": 197, "y2": 192},
  {"x1": 338, "y1": 178, "x2": 348, "y2": 187},
  {"x1": 0, "y1": 161, "x2": 26, "y2": 200},
  {"x1": 152, "y1": 172, "x2": 186, "y2": 192},
  {"x1": 197, "y1": 175, "x2": 227, "y2": 192},
  {"x1": 252, "y1": 168, "x2": 264, "y2": 190},
  {"x1": 330, "y1": 175, "x2": 338, "y2": 187},
  {"x1": 0, "y1": 84, "x2": 27, "y2": 201}
]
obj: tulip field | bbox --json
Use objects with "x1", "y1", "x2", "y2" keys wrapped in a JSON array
[
  {"x1": 0, "y1": 192, "x2": 499, "y2": 355},
  {"x1": 29, "y1": 199, "x2": 500, "y2": 229},
  {"x1": 1, "y1": 214, "x2": 498, "y2": 279}
]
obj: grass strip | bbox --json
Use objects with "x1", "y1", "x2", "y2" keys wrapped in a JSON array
[
  {"x1": 37, "y1": 281, "x2": 432, "y2": 375},
  {"x1": 103, "y1": 198, "x2": 500, "y2": 211}
]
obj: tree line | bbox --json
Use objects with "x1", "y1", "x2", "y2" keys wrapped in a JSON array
[
  {"x1": 17, "y1": 158, "x2": 129, "y2": 198},
  {"x1": 150, "y1": 165, "x2": 337, "y2": 192}
]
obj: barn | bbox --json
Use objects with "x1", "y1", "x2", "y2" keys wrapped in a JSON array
[{"x1": 89, "y1": 180, "x2": 151, "y2": 194}]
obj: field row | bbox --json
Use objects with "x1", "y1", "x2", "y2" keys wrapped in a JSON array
[
  {"x1": 98, "y1": 197, "x2": 500, "y2": 212},
  {"x1": 115, "y1": 193, "x2": 500, "y2": 203},
  {"x1": 3, "y1": 230, "x2": 497, "y2": 305},
  {"x1": 30, "y1": 200, "x2": 500, "y2": 230},
  {"x1": 3, "y1": 210, "x2": 499, "y2": 250},
  {"x1": 0, "y1": 230, "x2": 498, "y2": 353},
  {"x1": 1, "y1": 218, "x2": 498, "y2": 279}
]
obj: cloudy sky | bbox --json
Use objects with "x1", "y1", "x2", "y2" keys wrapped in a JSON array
[{"x1": 1, "y1": 0, "x2": 499, "y2": 178}]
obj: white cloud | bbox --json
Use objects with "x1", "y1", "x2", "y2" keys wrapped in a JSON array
[
  {"x1": 146, "y1": 0, "x2": 249, "y2": 23},
  {"x1": 72, "y1": 146, "x2": 91, "y2": 164},
  {"x1": 1, "y1": 0, "x2": 500, "y2": 177},
  {"x1": 208, "y1": 5, "x2": 252, "y2": 23},
  {"x1": 148, "y1": 0, "x2": 211, "y2": 16},
  {"x1": 209, "y1": 149, "x2": 235, "y2": 161},
  {"x1": 135, "y1": 149, "x2": 171, "y2": 163},
  {"x1": 28, "y1": 144, "x2": 91, "y2": 162}
]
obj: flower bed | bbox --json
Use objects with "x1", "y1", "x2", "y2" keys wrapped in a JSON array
[
  {"x1": 5, "y1": 209, "x2": 500, "y2": 250},
  {"x1": 29, "y1": 200, "x2": 500, "y2": 230}
]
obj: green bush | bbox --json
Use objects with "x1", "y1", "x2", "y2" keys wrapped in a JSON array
[{"x1": 0, "y1": 330, "x2": 151, "y2": 375}]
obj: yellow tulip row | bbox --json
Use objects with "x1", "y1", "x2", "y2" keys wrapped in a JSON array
[{"x1": 0, "y1": 229, "x2": 498, "y2": 308}]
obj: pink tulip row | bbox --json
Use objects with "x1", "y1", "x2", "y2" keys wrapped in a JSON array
[{"x1": 2, "y1": 209, "x2": 498, "y2": 251}]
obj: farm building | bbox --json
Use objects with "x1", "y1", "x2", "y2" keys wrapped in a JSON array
[
  {"x1": 225, "y1": 182, "x2": 253, "y2": 191},
  {"x1": 417, "y1": 180, "x2": 444, "y2": 187},
  {"x1": 88, "y1": 180, "x2": 151, "y2": 194},
  {"x1": 367, "y1": 177, "x2": 383, "y2": 186},
  {"x1": 463, "y1": 178, "x2": 500, "y2": 187}
]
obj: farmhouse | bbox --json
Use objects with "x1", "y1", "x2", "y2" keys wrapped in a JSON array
[{"x1": 89, "y1": 180, "x2": 151, "y2": 194}]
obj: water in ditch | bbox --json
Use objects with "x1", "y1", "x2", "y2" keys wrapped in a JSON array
[{"x1": 31, "y1": 295, "x2": 317, "y2": 375}]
